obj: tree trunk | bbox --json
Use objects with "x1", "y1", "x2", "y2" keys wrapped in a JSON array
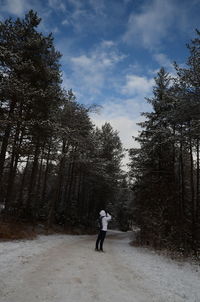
[
  {"x1": 5, "y1": 126, "x2": 24, "y2": 210},
  {"x1": 189, "y1": 132, "x2": 196, "y2": 251},
  {"x1": 178, "y1": 126, "x2": 186, "y2": 248},
  {"x1": 47, "y1": 139, "x2": 68, "y2": 227},
  {"x1": 26, "y1": 138, "x2": 41, "y2": 216},
  {"x1": 77, "y1": 166, "x2": 83, "y2": 220},
  {"x1": 64, "y1": 146, "x2": 77, "y2": 226},
  {"x1": 179, "y1": 134, "x2": 185, "y2": 220},
  {"x1": 34, "y1": 148, "x2": 44, "y2": 217},
  {"x1": 196, "y1": 138, "x2": 199, "y2": 222},
  {"x1": 0, "y1": 99, "x2": 16, "y2": 200},
  {"x1": 41, "y1": 143, "x2": 51, "y2": 204},
  {"x1": 17, "y1": 155, "x2": 30, "y2": 215}
]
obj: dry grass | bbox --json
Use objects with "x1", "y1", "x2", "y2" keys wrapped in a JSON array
[
  {"x1": 0, "y1": 216, "x2": 96, "y2": 241},
  {"x1": 0, "y1": 220, "x2": 37, "y2": 241}
]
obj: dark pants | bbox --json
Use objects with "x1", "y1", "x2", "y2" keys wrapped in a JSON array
[{"x1": 95, "y1": 230, "x2": 107, "y2": 250}]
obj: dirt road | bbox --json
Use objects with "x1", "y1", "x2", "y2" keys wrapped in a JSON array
[{"x1": 0, "y1": 231, "x2": 199, "y2": 302}]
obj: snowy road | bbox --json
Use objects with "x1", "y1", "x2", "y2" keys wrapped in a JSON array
[{"x1": 0, "y1": 230, "x2": 199, "y2": 302}]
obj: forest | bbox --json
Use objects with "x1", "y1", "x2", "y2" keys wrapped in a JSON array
[
  {"x1": 129, "y1": 32, "x2": 200, "y2": 255},
  {"x1": 0, "y1": 11, "x2": 128, "y2": 233},
  {"x1": 0, "y1": 11, "x2": 200, "y2": 256}
]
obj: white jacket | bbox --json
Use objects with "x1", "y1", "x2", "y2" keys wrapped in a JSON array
[{"x1": 100, "y1": 210, "x2": 111, "y2": 231}]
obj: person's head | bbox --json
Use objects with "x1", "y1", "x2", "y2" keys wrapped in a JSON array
[{"x1": 99, "y1": 210, "x2": 106, "y2": 217}]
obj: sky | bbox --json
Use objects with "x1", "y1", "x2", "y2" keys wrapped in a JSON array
[{"x1": 1, "y1": 0, "x2": 200, "y2": 169}]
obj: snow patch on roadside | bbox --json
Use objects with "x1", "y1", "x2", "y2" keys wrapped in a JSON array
[{"x1": 110, "y1": 232, "x2": 200, "y2": 302}]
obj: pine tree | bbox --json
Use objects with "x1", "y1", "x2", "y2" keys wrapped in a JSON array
[{"x1": 130, "y1": 68, "x2": 178, "y2": 248}]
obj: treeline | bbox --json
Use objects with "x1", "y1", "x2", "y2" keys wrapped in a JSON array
[
  {"x1": 129, "y1": 31, "x2": 200, "y2": 255},
  {"x1": 0, "y1": 11, "x2": 125, "y2": 230}
]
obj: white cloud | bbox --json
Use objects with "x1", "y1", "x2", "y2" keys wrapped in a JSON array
[
  {"x1": 59, "y1": 0, "x2": 113, "y2": 34},
  {"x1": 123, "y1": 0, "x2": 176, "y2": 49},
  {"x1": 1, "y1": 0, "x2": 30, "y2": 16},
  {"x1": 0, "y1": 0, "x2": 52, "y2": 25},
  {"x1": 101, "y1": 40, "x2": 115, "y2": 48},
  {"x1": 48, "y1": 0, "x2": 66, "y2": 12},
  {"x1": 89, "y1": 69, "x2": 154, "y2": 170},
  {"x1": 123, "y1": 0, "x2": 199, "y2": 49},
  {"x1": 62, "y1": 18, "x2": 70, "y2": 25},
  {"x1": 63, "y1": 42, "x2": 126, "y2": 96},
  {"x1": 90, "y1": 98, "x2": 148, "y2": 170},
  {"x1": 67, "y1": 0, "x2": 83, "y2": 9},
  {"x1": 63, "y1": 8, "x2": 91, "y2": 32},
  {"x1": 122, "y1": 74, "x2": 154, "y2": 96},
  {"x1": 88, "y1": 0, "x2": 106, "y2": 15},
  {"x1": 67, "y1": 0, "x2": 105, "y2": 15},
  {"x1": 71, "y1": 50, "x2": 121, "y2": 69},
  {"x1": 153, "y1": 53, "x2": 173, "y2": 69}
]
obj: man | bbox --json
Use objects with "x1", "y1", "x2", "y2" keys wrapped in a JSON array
[{"x1": 95, "y1": 210, "x2": 111, "y2": 252}]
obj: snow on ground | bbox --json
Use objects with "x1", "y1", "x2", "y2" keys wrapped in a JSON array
[{"x1": 0, "y1": 230, "x2": 199, "y2": 302}]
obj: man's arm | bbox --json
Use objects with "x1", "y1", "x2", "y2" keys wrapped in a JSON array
[{"x1": 105, "y1": 213, "x2": 111, "y2": 221}]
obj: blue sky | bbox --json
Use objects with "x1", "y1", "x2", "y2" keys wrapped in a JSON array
[{"x1": 1, "y1": 0, "x2": 200, "y2": 168}]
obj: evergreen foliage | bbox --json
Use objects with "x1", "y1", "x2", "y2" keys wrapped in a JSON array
[
  {"x1": 0, "y1": 11, "x2": 125, "y2": 232},
  {"x1": 129, "y1": 31, "x2": 200, "y2": 255}
]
